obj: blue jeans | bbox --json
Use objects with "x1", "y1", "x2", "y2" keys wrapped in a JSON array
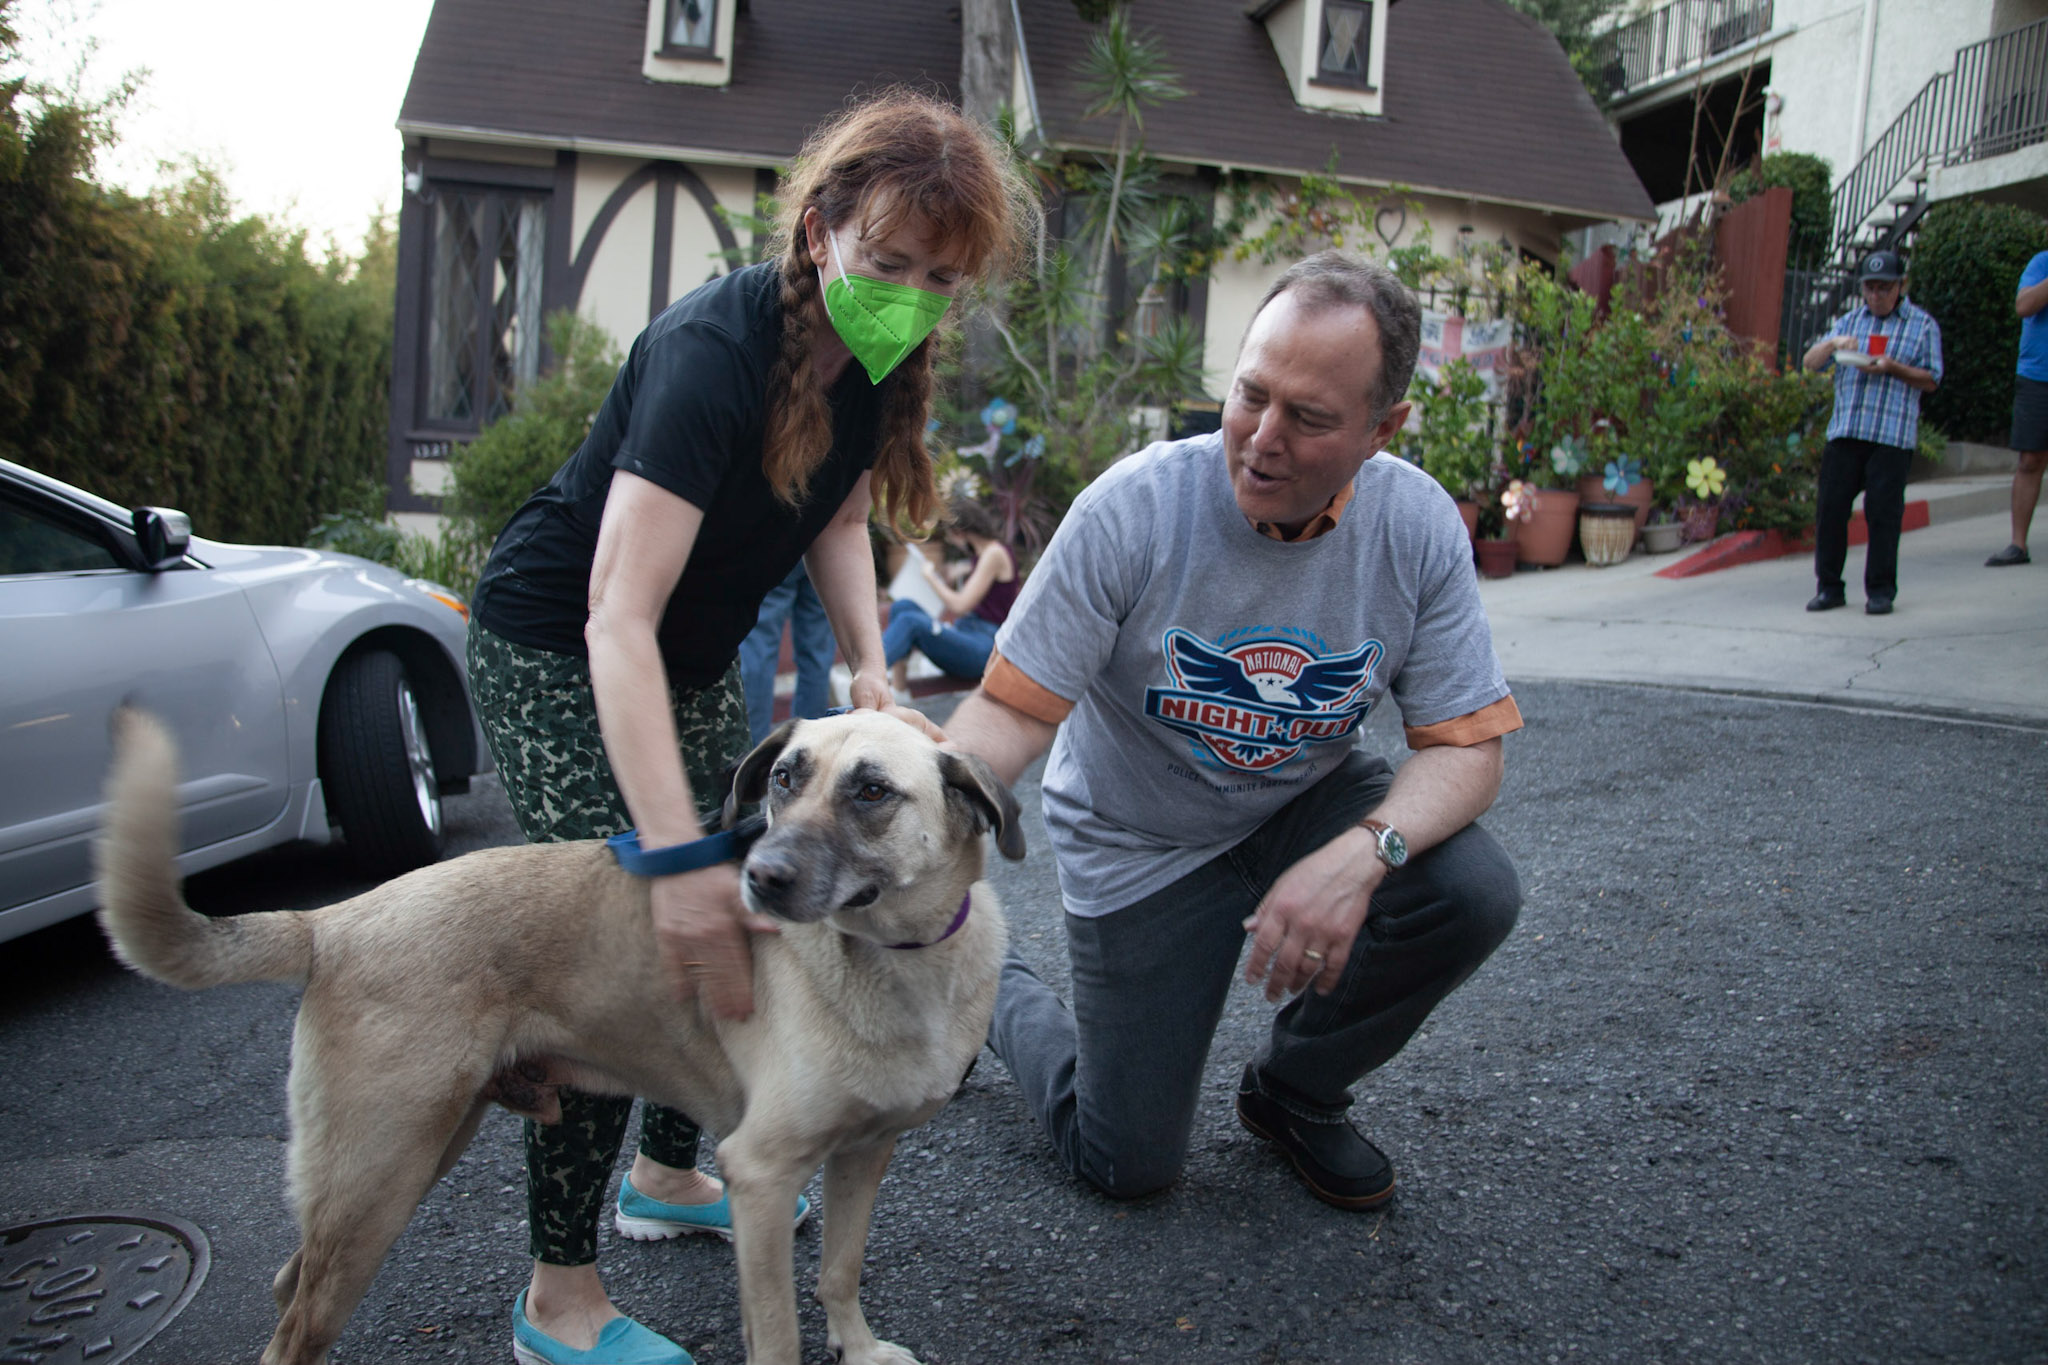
[
  {"x1": 739, "y1": 562, "x2": 837, "y2": 744},
  {"x1": 989, "y1": 749, "x2": 1521, "y2": 1199},
  {"x1": 882, "y1": 599, "x2": 997, "y2": 680}
]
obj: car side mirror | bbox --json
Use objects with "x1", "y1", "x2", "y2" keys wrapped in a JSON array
[{"x1": 133, "y1": 506, "x2": 192, "y2": 571}]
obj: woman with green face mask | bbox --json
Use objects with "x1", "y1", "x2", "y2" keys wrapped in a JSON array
[{"x1": 464, "y1": 91, "x2": 1031, "y2": 1365}]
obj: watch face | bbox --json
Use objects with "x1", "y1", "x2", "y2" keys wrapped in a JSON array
[{"x1": 1379, "y1": 826, "x2": 1409, "y2": 867}]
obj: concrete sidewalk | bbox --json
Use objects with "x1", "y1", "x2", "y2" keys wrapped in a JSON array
[{"x1": 1478, "y1": 475, "x2": 2047, "y2": 726}]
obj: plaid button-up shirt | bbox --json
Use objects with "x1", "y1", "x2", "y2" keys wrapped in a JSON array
[{"x1": 1822, "y1": 298, "x2": 1944, "y2": 449}]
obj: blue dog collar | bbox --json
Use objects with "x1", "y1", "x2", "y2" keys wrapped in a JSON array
[{"x1": 606, "y1": 828, "x2": 746, "y2": 878}]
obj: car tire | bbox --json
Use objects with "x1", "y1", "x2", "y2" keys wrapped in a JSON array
[{"x1": 319, "y1": 648, "x2": 445, "y2": 878}]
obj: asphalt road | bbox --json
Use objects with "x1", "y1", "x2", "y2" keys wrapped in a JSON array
[{"x1": 3, "y1": 681, "x2": 2044, "y2": 1365}]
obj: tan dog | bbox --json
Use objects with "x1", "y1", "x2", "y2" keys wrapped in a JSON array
[{"x1": 95, "y1": 708, "x2": 1020, "y2": 1365}]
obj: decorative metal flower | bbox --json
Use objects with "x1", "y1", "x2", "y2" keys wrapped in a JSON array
[
  {"x1": 979, "y1": 398, "x2": 1018, "y2": 434},
  {"x1": 1603, "y1": 455, "x2": 1644, "y2": 497},
  {"x1": 936, "y1": 466, "x2": 987, "y2": 502},
  {"x1": 1005, "y1": 432, "x2": 1046, "y2": 468},
  {"x1": 1501, "y1": 479, "x2": 1536, "y2": 523},
  {"x1": 1548, "y1": 437, "x2": 1588, "y2": 479},
  {"x1": 1685, "y1": 456, "x2": 1727, "y2": 499}
]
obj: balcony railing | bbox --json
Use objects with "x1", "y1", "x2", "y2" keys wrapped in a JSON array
[{"x1": 1594, "y1": 0, "x2": 1775, "y2": 100}]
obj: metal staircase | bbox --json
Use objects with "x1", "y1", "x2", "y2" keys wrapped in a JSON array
[{"x1": 1782, "y1": 16, "x2": 2048, "y2": 352}]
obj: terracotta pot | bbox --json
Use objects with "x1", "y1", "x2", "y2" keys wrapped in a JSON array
[
  {"x1": 1474, "y1": 536, "x2": 1517, "y2": 579},
  {"x1": 1513, "y1": 487, "x2": 1581, "y2": 567},
  {"x1": 1576, "y1": 474, "x2": 1655, "y2": 532},
  {"x1": 1456, "y1": 498, "x2": 1480, "y2": 543}
]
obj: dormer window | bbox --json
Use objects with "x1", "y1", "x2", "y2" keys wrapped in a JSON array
[
  {"x1": 644, "y1": 0, "x2": 733, "y2": 85},
  {"x1": 1250, "y1": 0, "x2": 1386, "y2": 116},
  {"x1": 664, "y1": 0, "x2": 715, "y2": 56},
  {"x1": 1317, "y1": 1, "x2": 1370, "y2": 88}
]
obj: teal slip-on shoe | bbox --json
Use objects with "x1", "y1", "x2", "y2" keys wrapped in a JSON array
[
  {"x1": 511, "y1": 1289, "x2": 691, "y2": 1365},
  {"x1": 613, "y1": 1173, "x2": 812, "y2": 1243}
]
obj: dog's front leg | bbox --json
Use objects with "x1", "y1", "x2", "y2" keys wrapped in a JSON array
[
  {"x1": 720, "y1": 1135, "x2": 809, "y2": 1365},
  {"x1": 819, "y1": 1138, "x2": 921, "y2": 1365}
]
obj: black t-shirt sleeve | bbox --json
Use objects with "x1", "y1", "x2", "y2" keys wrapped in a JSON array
[{"x1": 609, "y1": 324, "x2": 762, "y2": 508}]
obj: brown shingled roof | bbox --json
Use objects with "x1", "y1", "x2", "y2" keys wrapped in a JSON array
[
  {"x1": 1018, "y1": 0, "x2": 1654, "y2": 225},
  {"x1": 398, "y1": 0, "x2": 963, "y2": 163},
  {"x1": 399, "y1": 0, "x2": 1650, "y2": 224}
]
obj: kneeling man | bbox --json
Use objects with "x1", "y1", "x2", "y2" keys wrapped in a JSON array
[{"x1": 944, "y1": 252, "x2": 1523, "y2": 1208}]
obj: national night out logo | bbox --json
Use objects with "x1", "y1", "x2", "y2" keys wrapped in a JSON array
[{"x1": 1144, "y1": 627, "x2": 1382, "y2": 773}]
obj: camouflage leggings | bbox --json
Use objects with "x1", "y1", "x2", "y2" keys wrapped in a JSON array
[{"x1": 467, "y1": 619, "x2": 751, "y2": 1265}]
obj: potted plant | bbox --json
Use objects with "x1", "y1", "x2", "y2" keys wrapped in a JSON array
[
  {"x1": 1677, "y1": 455, "x2": 1728, "y2": 543},
  {"x1": 1514, "y1": 437, "x2": 1585, "y2": 567},
  {"x1": 1473, "y1": 478, "x2": 1533, "y2": 578},
  {"x1": 1639, "y1": 514, "x2": 1687, "y2": 554},
  {"x1": 1577, "y1": 451, "x2": 1653, "y2": 533},
  {"x1": 1412, "y1": 358, "x2": 1494, "y2": 542}
]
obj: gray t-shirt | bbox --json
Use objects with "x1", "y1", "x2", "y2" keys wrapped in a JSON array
[{"x1": 994, "y1": 431, "x2": 1511, "y2": 916}]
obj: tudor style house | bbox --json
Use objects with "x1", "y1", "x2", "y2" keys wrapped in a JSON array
[{"x1": 387, "y1": 0, "x2": 1653, "y2": 527}]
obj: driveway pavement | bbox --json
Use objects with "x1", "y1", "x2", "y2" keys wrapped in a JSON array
[{"x1": 1480, "y1": 477, "x2": 2045, "y2": 725}]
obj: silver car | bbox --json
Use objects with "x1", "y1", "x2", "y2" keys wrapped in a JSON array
[{"x1": 0, "y1": 458, "x2": 490, "y2": 944}]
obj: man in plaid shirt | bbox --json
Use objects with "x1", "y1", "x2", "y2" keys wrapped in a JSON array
[{"x1": 1799, "y1": 249, "x2": 1944, "y2": 615}]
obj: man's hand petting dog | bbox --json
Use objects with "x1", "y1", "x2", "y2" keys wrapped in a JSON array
[{"x1": 651, "y1": 864, "x2": 781, "y2": 1019}]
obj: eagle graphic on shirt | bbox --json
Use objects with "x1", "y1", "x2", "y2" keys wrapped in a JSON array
[{"x1": 1144, "y1": 627, "x2": 1383, "y2": 773}]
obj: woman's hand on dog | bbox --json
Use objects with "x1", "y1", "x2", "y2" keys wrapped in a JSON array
[
  {"x1": 651, "y1": 865, "x2": 781, "y2": 1019},
  {"x1": 847, "y1": 668, "x2": 947, "y2": 742}
]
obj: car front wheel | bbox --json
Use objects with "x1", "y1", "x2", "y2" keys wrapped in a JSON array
[{"x1": 319, "y1": 648, "x2": 445, "y2": 877}]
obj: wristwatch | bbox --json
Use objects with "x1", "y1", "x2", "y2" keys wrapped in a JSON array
[{"x1": 1360, "y1": 818, "x2": 1408, "y2": 870}]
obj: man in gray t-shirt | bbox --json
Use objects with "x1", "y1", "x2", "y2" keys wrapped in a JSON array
[{"x1": 945, "y1": 252, "x2": 1522, "y2": 1210}]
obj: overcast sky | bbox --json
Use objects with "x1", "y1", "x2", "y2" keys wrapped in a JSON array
[{"x1": 16, "y1": 0, "x2": 438, "y2": 255}]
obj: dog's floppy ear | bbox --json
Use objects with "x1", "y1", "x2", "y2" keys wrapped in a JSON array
[
  {"x1": 938, "y1": 751, "x2": 1025, "y2": 861},
  {"x1": 722, "y1": 719, "x2": 799, "y2": 829}
]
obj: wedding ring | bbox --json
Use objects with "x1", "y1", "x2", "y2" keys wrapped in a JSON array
[{"x1": 1302, "y1": 948, "x2": 1327, "y2": 964}]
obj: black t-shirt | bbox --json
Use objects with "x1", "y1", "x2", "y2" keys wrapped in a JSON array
[{"x1": 470, "y1": 262, "x2": 887, "y2": 688}]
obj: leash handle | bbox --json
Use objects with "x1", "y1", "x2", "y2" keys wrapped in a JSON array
[{"x1": 606, "y1": 813, "x2": 766, "y2": 878}]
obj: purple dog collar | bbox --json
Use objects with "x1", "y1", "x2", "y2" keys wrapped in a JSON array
[{"x1": 885, "y1": 892, "x2": 973, "y2": 950}]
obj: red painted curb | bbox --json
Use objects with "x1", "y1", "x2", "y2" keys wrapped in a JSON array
[{"x1": 1653, "y1": 499, "x2": 1931, "y2": 579}]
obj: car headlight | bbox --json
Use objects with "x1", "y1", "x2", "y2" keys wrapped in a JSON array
[{"x1": 405, "y1": 577, "x2": 470, "y2": 620}]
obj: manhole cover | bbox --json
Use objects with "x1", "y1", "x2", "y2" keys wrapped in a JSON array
[{"x1": 0, "y1": 1214, "x2": 209, "y2": 1365}]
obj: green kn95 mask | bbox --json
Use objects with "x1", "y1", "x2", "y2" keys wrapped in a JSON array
[{"x1": 821, "y1": 234, "x2": 952, "y2": 385}]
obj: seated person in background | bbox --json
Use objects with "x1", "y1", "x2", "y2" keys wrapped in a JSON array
[{"x1": 884, "y1": 494, "x2": 1018, "y2": 693}]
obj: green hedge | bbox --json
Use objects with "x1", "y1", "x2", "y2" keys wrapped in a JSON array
[
  {"x1": 1728, "y1": 152, "x2": 1833, "y2": 270},
  {"x1": 1910, "y1": 199, "x2": 2048, "y2": 444},
  {"x1": 0, "y1": 37, "x2": 391, "y2": 545}
]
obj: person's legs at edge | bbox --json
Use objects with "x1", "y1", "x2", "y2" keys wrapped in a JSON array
[
  {"x1": 1994, "y1": 450, "x2": 2045, "y2": 563},
  {"x1": 1812, "y1": 438, "x2": 1868, "y2": 605},
  {"x1": 1993, "y1": 375, "x2": 2048, "y2": 563},
  {"x1": 739, "y1": 566, "x2": 802, "y2": 744},
  {"x1": 786, "y1": 567, "x2": 838, "y2": 720},
  {"x1": 1860, "y1": 443, "x2": 1912, "y2": 606}
]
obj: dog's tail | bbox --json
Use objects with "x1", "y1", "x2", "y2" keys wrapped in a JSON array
[{"x1": 94, "y1": 709, "x2": 313, "y2": 990}]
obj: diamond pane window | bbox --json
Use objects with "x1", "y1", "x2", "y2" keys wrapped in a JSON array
[
  {"x1": 424, "y1": 189, "x2": 547, "y2": 428},
  {"x1": 1319, "y1": 1, "x2": 1371, "y2": 85},
  {"x1": 667, "y1": 0, "x2": 715, "y2": 52}
]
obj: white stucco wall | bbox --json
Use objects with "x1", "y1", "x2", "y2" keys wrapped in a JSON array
[
  {"x1": 573, "y1": 155, "x2": 660, "y2": 351},
  {"x1": 1753, "y1": 0, "x2": 1999, "y2": 182},
  {"x1": 1198, "y1": 187, "x2": 1563, "y2": 398},
  {"x1": 669, "y1": 163, "x2": 762, "y2": 299}
]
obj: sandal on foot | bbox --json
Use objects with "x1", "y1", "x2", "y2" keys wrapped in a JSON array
[
  {"x1": 511, "y1": 1289, "x2": 691, "y2": 1365},
  {"x1": 613, "y1": 1173, "x2": 811, "y2": 1243}
]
